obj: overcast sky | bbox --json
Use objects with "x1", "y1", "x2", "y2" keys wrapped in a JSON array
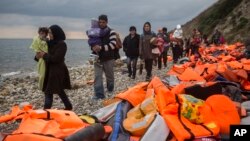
[{"x1": 0, "y1": 0, "x2": 217, "y2": 39}]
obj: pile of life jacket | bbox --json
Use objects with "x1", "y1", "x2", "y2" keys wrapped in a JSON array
[
  {"x1": 1, "y1": 42, "x2": 250, "y2": 141},
  {"x1": 0, "y1": 104, "x2": 112, "y2": 141},
  {"x1": 95, "y1": 42, "x2": 247, "y2": 141},
  {"x1": 92, "y1": 76, "x2": 241, "y2": 141}
]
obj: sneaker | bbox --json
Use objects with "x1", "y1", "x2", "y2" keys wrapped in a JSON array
[
  {"x1": 108, "y1": 90, "x2": 114, "y2": 93},
  {"x1": 92, "y1": 95, "x2": 105, "y2": 100},
  {"x1": 107, "y1": 86, "x2": 114, "y2": 92}
]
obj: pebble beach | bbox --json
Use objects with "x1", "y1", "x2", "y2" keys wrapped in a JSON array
[{"x1": 0, "y1": 60, "x2": 171, "y2": 132}]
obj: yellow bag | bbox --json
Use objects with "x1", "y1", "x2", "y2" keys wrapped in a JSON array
[{"x1": 179, "y1": 94, "x2": 205, "y2": 124}]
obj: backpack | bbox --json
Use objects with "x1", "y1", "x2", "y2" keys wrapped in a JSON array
[
  {"x1": 115, "y1": 33, "x2": 122, "y2": 49},
  {"x1": 114, "y1": 32, "x2": 122, "y2": 60}
]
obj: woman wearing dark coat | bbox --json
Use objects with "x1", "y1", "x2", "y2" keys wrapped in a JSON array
[
  {"x1": 139, "y1": 22, "x2": 156, "y2": 81},
  {"x1": 36, "y1": 25, "x2": 72, "y2": 110}
]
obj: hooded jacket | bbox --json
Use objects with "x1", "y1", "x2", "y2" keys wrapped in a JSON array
[{"x1": 139, "y1": 31, "x2": 156, "y2": 60}]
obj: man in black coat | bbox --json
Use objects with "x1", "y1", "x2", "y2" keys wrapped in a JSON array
[{"x1": 123, "y1": 26, "x2": 140, "y2": 79}]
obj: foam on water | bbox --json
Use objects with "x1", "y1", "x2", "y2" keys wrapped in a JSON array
[{"x1": 1, "y1": 71, "x2": 21, "y2": 77}]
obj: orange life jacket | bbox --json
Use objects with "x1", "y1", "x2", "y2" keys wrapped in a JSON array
[
  {"x1": 123, "y1": 75, "x2": 240, "y2": 140},
  {"x1": 205, "y1": 95, "x2": 240, "y2": 134},
  {"x1": 167, "y1": 65, "x2": 186, "y2": 76},
  {"x1": 216, "y1": 63, "x2": 239, "y2": 82},
  {"x1": 163, "y1": 94, "x2": 220, "y2": 141},
  {"x1": 178, "y1": 67, "x2": 205, "y2": 82},
  {"x1": 1, "y1": 107, "x2": 111, "y2": 141},
  {"x1": 115, "y1": 82, "x2": 149, "y2": 107},
  {"x1": 227, "y1": 61, "x2": 243, "y2": 69}
]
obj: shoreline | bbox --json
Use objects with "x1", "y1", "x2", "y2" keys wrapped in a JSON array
[
  {"x1": 0, "y1": 60, "x2": 171, "y2": 114},
  {"x1": 0, "y1": 62, "x2": 90, "y2": 78},
  {"x1": 0, "y1": 60, "x2": 171, "y2": 131}
]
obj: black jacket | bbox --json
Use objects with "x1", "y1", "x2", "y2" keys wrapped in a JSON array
[
  {"x1": 43, "y1": 41, "x2": 71, "y2": 93},
  {"x1": 123, "y1": 34, "x2": 140, "y2": 58},
  {"x1": 42, "y1": 25, "x2": 71, "y2": 94}
]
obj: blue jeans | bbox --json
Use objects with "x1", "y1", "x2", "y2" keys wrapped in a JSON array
[{"x1": 94, "y1": 59, "x2": 114, "y2": 98}]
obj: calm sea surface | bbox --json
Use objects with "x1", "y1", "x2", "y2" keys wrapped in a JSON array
[{"x1": 0, "y1": 39, "x2": 91, "y2": 75}]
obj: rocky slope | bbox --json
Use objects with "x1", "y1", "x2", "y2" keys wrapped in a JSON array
[{"x1": 182, "y1": 0, "x2": 250, "y2": 43}]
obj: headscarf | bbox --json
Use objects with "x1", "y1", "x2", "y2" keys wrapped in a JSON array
[
  {"x1": 50, "y1": 25, "x2": 66, "y2": 41},
  {"x1": 143, "y1": 22, "x2": 152, "y2": 35},
  {"x1": 48, "y1": 25, "x2": 66, "y2": 47}
]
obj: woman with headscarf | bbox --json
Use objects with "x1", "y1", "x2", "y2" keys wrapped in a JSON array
[
  {"x1": 36, "y1": 25, "x2": 72, "y2": 110},
  {"x1": 139, "y1": 22, "x2": 156, "y2": 81}
]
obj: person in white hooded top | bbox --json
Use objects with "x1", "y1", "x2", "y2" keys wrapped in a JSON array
[
  {"x1": 173, "y1": 24, "x2": 183, "y2": 39},
  {"x1": 172, "y1": 24, "x2": 184, "y2": 63}
]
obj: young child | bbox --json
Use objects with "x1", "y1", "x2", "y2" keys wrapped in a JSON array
[
  {"x1": 30, "y1": 27, "x2": 48, "y2": 90},
  {"x1": 86, "y1": 19, "x2": 110, "y2": 63}
]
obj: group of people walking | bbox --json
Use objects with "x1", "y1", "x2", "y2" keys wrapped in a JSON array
[
  {"x1": 30, "y1": 14, "x2": 227, "y2": 109},
  {"x1": 123, "y1": 22, "x2": 170, "y2": 81},
  {"x1": 87, "y1": 16, "x2": 173, "y2": 100}
]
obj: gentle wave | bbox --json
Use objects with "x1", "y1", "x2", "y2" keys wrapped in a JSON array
[{"x1": 1, "y1": 71, "x2": 21, "y2": 77}]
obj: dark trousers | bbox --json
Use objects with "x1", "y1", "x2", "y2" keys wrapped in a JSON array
[
  {"x1": 163, "y1": 47, "x2": 169, "y2": 67},
  {"x1": 191, "y1": 44, "x2": 199, "y2": 55},
  {"x1": 144, "y1": 59, "x2": 153, "y2": 77},
  {"x1": 158, "y1": 47, "x2": 169, "y2": 69},
  {"x1": 127, "y1": 57, "x2": 138, "y2": 77},
  {"x1": 157, "y1": 54, "x2": 163, "y2": 69},
  {"x1": 179, "y1": 46, "x2": 183, "y2": 58},
  {"x1": 172, "y1": 45, "x2": 180, "y2": 63},
  {"x1": 44, "y1": 90, "x2": 72, "y2": 110}
]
